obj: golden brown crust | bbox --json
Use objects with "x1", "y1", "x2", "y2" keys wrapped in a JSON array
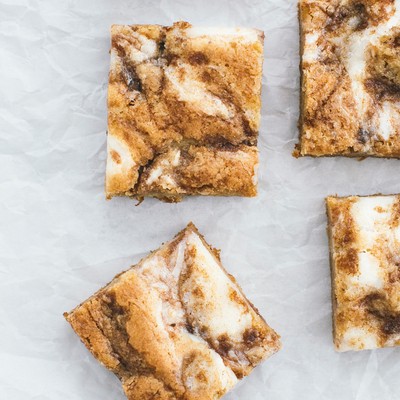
[
  {"x1": 65, "y1": 223, "x2": 281, "y2": 399},
  {"x1": 106, "y1": 22, "x2": 264, "y2": 201},
  {"x1": 297, "y1": 0, "x2": 400, "y2": 157},
  {"x1": 326, "y1": 195, "x2": 400, "y2": 351}
]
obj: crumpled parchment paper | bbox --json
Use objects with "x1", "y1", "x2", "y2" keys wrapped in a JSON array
[{"x1": 1, "y1": 0, "x2": 400, "y2": 399}]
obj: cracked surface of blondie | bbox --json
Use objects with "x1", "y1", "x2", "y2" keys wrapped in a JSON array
[
  {"x1": 64, "y1": 223, "x2": 281, "y2": 399},
  {"x1": 106, "y1": 22, "x2": 264, "y2": 201},
  {"x1": 297, "y1": 0, "x2": 400, "y2": 157},
  {"x1": 327, "y1": 195, "x2": 400, "y2": 351}
]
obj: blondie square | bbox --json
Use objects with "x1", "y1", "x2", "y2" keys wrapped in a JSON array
[
  {"x1": 64, "y1": 223, "x2": 281, "y2": 399},
  {"x1": 297, "y1": 0, "x2": 400, "y2": 157},
  {"x1": 106, "y1": 22, "x2": 264, "y2": 202},
  {"x1": 326, "y1": 195, "x2": 400, "y2": 351}
]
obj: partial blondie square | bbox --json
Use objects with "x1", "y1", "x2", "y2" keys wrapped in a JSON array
[
  {"x1": 106, "y1": 22, "x2": 264, "y2": 202},
  {"x1": 64, "y1": 223, "x2": 281, "y2": 399},
  {"x1": 326, "y1": 195, "x2": 400, "y2": 352},
  {"x1": 297, "y1": 0, "x2": 400, "y2": 157}
]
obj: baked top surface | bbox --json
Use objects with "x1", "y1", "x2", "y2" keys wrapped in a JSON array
[
  {"x1": 64, "y1": 223, "x2": 281, "y2": 400},
  {"x1": 106, "y1": 22, "x2": 264, "y2": 201},
  {"x1": 298, "y1": 0, "x2": 400, "y2": 157},
  {"x1": 327, "y1": 195, "x2": 400, "y2": 352}
]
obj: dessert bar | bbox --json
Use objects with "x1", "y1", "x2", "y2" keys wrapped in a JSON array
[
  {"x1": 106, "y1": 22, "x2": 264, "y2": 201},
  {"x1": 297, "y1": 0, "x2": 400, "y2": 157},
  {"x1": 65, "y1": 223, "x2": 281, "y2": 399},
  {"x1": 327, "y1": 195, "x2": 400, "y2": 351}
]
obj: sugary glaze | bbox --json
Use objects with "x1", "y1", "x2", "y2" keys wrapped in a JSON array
[
  {"x1": 106, "y1": 22, "x2": 264, "y2": 201},
  {"x1": 297, "y1": 0, "x2": 400, "y2": 157},
  {"x1": 64, "y1": 223, "x2": 281, "y2": 399},
  {"x1": 327, "y1": 195, "x2": 400, "y2": 351}
]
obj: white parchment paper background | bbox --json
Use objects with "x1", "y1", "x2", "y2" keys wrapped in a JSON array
[{"x1": 1, "y1": 0, "x2": 400, "y2": 399}]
